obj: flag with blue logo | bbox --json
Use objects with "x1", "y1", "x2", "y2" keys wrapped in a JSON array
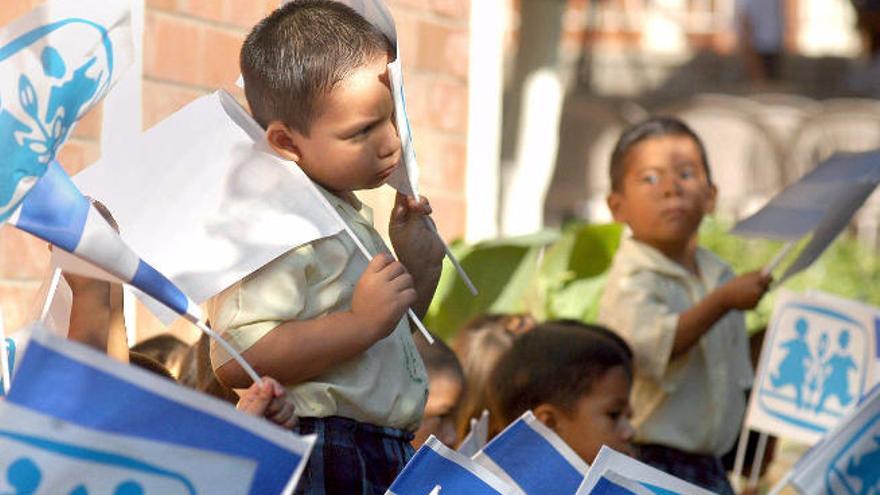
[
  {"x1": 575, "y1": 446, "x2": 713, "y2": 495},
  {"x1": 386, "y1": 436, "x2": 513, "y2": 495},
  {"x1": 4, "y1": 325, "x2": 315, "y2": 495},
  {"x1": 586, "y1": 471, "x2": 658, "y2": 495},
  {"x1": 473, "y1": 411, "x2": 589, "y2": 495},
  {"x1": 789, "y1": 385, "x2": 880, "y2": 495},
  {"x1": 0, "y1": 0, "x2": 132, "y2": 223},
  {"x1": 745, "y1": 289, "x2": 880, "y2": 444}
]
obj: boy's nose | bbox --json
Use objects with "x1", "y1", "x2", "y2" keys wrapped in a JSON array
[
  {"x1": 662, "y1": 176, "x2": 683, "y2": 197},
  {"x1": 377, "y1": 119, "x2": 401, "y2": 160}
]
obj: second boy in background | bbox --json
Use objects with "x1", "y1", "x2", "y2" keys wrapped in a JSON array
[
  {"x1": 599, "y1": 117, "x2": 772, "y2": 494},
  {"x1": 207, "y1": 2, "x2": 445, "y2": 494}
]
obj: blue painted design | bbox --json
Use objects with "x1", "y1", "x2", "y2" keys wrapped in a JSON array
[
  {"x1": 15, "y1": 161, "x2": 90, "y2": 252},
  {"x1": 6, "y1": 338, "x2": 303, "y2": 495},
  {"x1": 0, "y1": 429, "x2": 195, "y2": 494},
  {"x1": 640, "y1": 482, "x2": 679, "y2": 495},
  {"x1": 757, "y1": 301, "x2": 870, "y2": 436},
  {"x1": 389, "y1": 446, "x2": 502, "y2": 495},
  {"x1": 131, "y1": 260, "x2": 188, "y2": 316},
  {"x1": 824, "y1": 414, "x2": 880, "y2": 495},
  {"x1": 483, "y1": 420, "x2": 583, "y2": 495},
  {"x1": 592, "y1": 476, "x2": 639, "y2": 495},
  {"x1": 0, "y1": 17, "x2": 114, "y2": 222}
]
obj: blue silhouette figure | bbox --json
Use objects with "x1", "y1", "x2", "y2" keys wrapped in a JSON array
[
  {"x1": 0, "y1": 93, "x2": 43, "y2": 213},
  {"x1": 845, "y1": 435, "x2": 880, "y2": 495},
  {"x1": 42, "y1": 47, "x2": 101, "y2": 148},
  {"x1": 2, "y1": 457, "x2": 41, "y2": 495},
  {"x1": 815, "y1": 330, "x2": 858, "y2": 415},
  {"x1": 113, "y1": 481, "x2": 145, "y2": 495},
  {"x1": 771, "y1": 317, "x2": 813, "y2": 408}
]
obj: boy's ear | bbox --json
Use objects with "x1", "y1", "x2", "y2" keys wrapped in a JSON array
[
  {"x1": 533, "y1": 403, "x2": 561, "y2": 431},
  {"x1": 607, "y1": 191, "x2": 626, "y2": 223},
  {"x1": 705, "y1": 182, "x2": 718, "y2": 214},
  {"x1": 266, "y1": 121, "x2": 302, "y2": 162}
]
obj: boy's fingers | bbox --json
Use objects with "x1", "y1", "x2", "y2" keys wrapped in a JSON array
[{"x1": 366, "y1": 253, "x2": 394, "y2": 272}]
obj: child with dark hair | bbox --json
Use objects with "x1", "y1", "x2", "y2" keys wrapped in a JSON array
[
  {"x1": 487, "y1": 320, "x2": 635, "y2": 464},
  {"x1": 208, "y1": 1, "x2": 445, "y2": 493},
  {"x1": 411, "y1": 335, "x2": 465, "y2": 449},
  {"x1": 130, "y1": 333, "x2": 189, "y2": 379},
  {"x1": 600, "y1": 116, "x2": 771, "y2": 494},
  {"x1": 451, "y1": 313, "x2": 535, "y2": 440}
]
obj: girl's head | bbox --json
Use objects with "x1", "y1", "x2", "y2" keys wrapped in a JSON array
[
  {"x1": 487, "y1": 320, "x2": 635, "y2": 464},
  {"x1": 452, "y1": 313, "x2": 536, "y2": 439}
]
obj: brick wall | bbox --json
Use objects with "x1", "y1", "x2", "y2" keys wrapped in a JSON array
[{"x1": 0, "y1": 0, "x2": 469, "y2": 336}]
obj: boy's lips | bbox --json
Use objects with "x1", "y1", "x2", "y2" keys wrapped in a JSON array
[{"x1": 377, "y1": 160, "x2": 399, "y2": 180}]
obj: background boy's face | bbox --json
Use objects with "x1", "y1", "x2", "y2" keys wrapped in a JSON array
[
  {"x1": 269, "y1": 55, "x2": 401, "y2": 194},
  {"x1": 546, "y1": 365, "x2": 635, "y2": 464},
  {"x1": 607, "y1": 135, "x2": 716, "y2": 250}
]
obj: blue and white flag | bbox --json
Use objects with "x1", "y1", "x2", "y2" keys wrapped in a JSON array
[
  {"x1": 473, "y1": 411, "x2": 589, "y2": 495},
  {"x1": 789, "y1": 385, "x2": 880, "y2": 495},
  {"x1": 0, "y1": 0, "x2": 132, "y2": 223},
  {"x1": 575, "y1": 447, "x2": 713, "y2": 495},
  {"x1": 587, "y1": 471, "x2": 658, "y2": 495},
  {"x1": 5, "y1": 325, "x2": 315, "y2": 495},
  {"x1": 386, "y1": 436, "x2": 513, "y2": 495},
  {"x1": 745, "y1": 289, "x2": 880, "y2": 444}
]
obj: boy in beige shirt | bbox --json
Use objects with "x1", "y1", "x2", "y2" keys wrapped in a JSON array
[
  {"x1": 208, "y1": 2, "x2": 444, "y2": 493},
  {"x1": 599, "y1": 117, "x2": 771, "y2": 494}
]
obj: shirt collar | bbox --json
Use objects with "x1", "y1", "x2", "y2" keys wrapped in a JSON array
[
  {"x1": 619, "y1": 236, "x2": 730, "y2": 288},
  {"x1": 313, "y1": 183, "x2": 373, "y2": 227}
]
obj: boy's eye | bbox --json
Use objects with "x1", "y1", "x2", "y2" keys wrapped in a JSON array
[
  {"x1": 640, "y1": 171, "x2": 659, "y2": 185},
  {"x1": 679, "y1": 167, "x2": 695, "y2": 179}
]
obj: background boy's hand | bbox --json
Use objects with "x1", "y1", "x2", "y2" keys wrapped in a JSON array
[
  {"x1": 237, "y1": 377, "x2": 297, "y2": 429},
  {"x1": 388, "y1": 193, "x2": 444, "y2": 317},
  {"x1": 351, "y1": 253, "x2": 416, "y2": 341},
  {"x1": 720, "y1": 271, "x2": 772, "y2": 310}
]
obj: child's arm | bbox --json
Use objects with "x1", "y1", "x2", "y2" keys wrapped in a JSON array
[
  {"x1": 215, "y1": 253, "x2": 416, "y2": 389},
  {"x1": 389, "y1": 192, "x2": 445, "y2": 318},
  {"x1": 672, "y1": 270, "x2": 771, "y2": 358}
]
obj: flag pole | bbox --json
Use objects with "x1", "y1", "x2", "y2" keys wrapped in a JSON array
[
  {"x1": 748, "y1": 432, "x2": 770, "y2": 490},
  {"x1": 191, "y1": 318, "x2": 262, "y2": 385},
  {"x1": 0, "y1": 308, "x2": 10, "y2": 395},
  {"x1": 423, "y1": 216, "x2": 477, "y2": 296},
  {"x1": 762, "y1": 241, "x2": 796, "y2": 278},
  {"x1": 38, "y1": 268, "x2": 63, "y2": 322},
  {"x1": 731, "y1": 422, "x2": 751, "y2": 492}
]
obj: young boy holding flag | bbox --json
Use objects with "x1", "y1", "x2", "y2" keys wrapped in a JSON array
[{"x1": 208, "y1": 2, "x2": 445, "y2": 493}]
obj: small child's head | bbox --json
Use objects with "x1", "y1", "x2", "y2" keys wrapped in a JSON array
[
  {"x1": 488, "y1": 320, "x2": 635, "y2": 464},
  {"x1": 452, "y1": 313, "x2": 536, "y2": 439},
  {"x1": 607, "y1": 117, "x2": 716, "y2": 252},
  {"x1": 130, "y1": 334, "x2": 189, "y2": 379},
  {"x1": 241, "y1": 0, "x2": 400, "y2": 195},
  {"x1": 412, "y1": 336, "x2": 466, "y2": 449}
]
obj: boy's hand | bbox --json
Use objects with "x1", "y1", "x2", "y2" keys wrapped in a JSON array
[
  {"x1": 719, "y1": 271, "x2": 772, "y2": 310},
  {"x1": 237, "y1": 377, "x2": 297, "y2": 429},
  {"x1": 352, "y1": 253, "x2": 416, "y2": 341},
  {"x1": 388, "y1": 193, "x2": 444, "y2": 316}
]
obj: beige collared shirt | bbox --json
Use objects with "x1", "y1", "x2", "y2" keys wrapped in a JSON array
[
  {"x1": 598, "y1": 236, "x2": 753, "y2": 456},
  {"x1": 207, "y1": 186, "x2": 428, "y2": 431}
]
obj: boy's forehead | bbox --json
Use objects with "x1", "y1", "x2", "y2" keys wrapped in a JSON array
[{"x1": 624, "y1": 134, "x2": 705, "y2": 171}]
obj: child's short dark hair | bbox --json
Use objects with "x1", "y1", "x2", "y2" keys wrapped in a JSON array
[
  {"x1": 240, "y1": 0, "x2": 393, "y2": 132},
  {"x1": 609, "y1": 116, "x2": 712, "y2": 192},
  {"x1": 488, "y1": 320, "x2": 633, "y2": 425}
]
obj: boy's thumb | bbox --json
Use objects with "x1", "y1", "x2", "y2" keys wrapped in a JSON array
[{"x1": 366, "y1": 253, "x2": 393, "y2": 272}]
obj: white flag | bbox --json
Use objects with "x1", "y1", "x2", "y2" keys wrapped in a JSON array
[{"x1": 575, "y1": 447, "x2": 713, "y2": 495}]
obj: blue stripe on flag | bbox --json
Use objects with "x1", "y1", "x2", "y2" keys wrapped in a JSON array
[
  {"x1": 390, "y1": 444, "x2": 503, "y2": 495},
  {"x1": 483, "y1": 419, "x2": 583, "y2": 494},
  {"x1": 15, "y1": 161, "x2": 89, "y2": 252},
  {"x1": 131, "y1": 259, "x2": 188, "y2": 315},
  {"x1": 591, "y1": 476, "x2": 640, "y2": 495},
  {"x1": 6, "y1": 338, "x2": 301, "y2": 495}
]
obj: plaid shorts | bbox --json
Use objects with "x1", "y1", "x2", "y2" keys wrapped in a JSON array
[
  {"x1": 637, "y1": 443, "x2": 735, "y2": 495},
  {"x1": 292, "y1": 416, "x2": 415, "y2": 495}
]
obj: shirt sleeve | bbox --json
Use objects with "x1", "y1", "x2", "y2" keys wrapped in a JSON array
[
  {"x1": 599, "y1": 269, "x2": 680, "y2": 387},
  {"x1": 207, "y1": 243, "x2": 314, "y2": 369}
]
